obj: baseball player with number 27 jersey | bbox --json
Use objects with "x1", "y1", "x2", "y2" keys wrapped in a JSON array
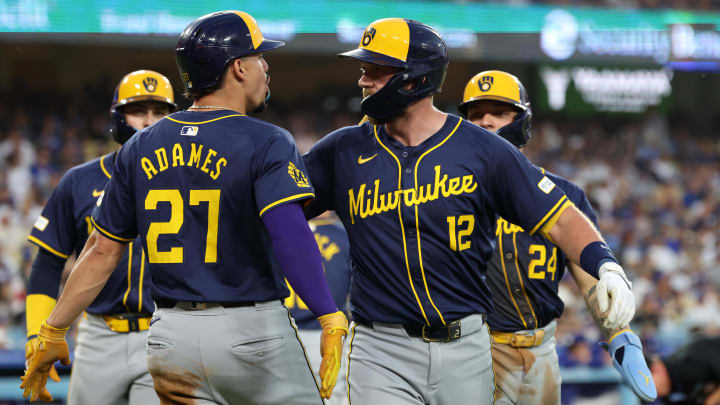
[{"x1": 21, "y1": 10, "x2": 347, "y2": 404}]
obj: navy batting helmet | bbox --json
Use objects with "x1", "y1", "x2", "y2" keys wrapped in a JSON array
[
  {"x1": 339, "y1": 18, "x2": 448, "y2": 122},
  {"x1": 176, "y1": 10, "x2": 285, "y2": 94},
  {"x1": 458, "y1": 70, "x2": 533, "y2": 148}
]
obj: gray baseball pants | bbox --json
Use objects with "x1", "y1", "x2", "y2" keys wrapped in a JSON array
[
  {"x1": 67, "y1": 313, "x2": 158, "y2": 405},
  {"x1": 146, "y1": 300, "x2": 324, "y2": 405},
  {"x1": 346, "y1": 314, "x2": 494, "y2": 405}
]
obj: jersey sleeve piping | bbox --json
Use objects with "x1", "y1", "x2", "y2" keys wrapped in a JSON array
[
  {"x1": 528, "y1": 195, "x2": 570, "y2": 236},
  {"x1": 534, "y1": 198, "x2": 575, "y2": 241},
  {"x1": 99, "y1": 154, "x2": 112, "y2": 179},
  {"x1": 259, "y1": 192, "x2": 315, "y2": 218},
  {"x1": 26, "y1": 236, "x2": 70, "y2": 259},
  {"x1": 90, "y1": 217, "x2": 135, "y2": 243}
]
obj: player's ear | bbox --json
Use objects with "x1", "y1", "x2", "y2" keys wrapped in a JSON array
[{"x1": 228, "y1": 58, "x2": 247, "y2": 83}]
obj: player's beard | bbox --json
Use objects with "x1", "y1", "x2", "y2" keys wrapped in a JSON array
[
  {"x1": 250, "y1": 96, "x2": 267, "y2": 114},
  {"x1": 250, "y1": 77, "x2": 270, "y2": 114}
]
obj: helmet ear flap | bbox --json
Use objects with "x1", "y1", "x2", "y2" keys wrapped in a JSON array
[
  {"x1": 109, "y1": 108, "x2": 137, "y2": 145},
  {"x1": 496, "y1": 108, "x2": 532, "y2": 148}
]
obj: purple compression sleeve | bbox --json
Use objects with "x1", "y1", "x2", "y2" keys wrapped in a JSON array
[{"x1": 262, "y1": 202, "x2": 337, "y2": 317}]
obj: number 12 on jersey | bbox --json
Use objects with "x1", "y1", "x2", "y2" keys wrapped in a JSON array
[
  {"x1": 145, "y1": 189, "x2": 220, "y2": 264},
  {"x1": 447, "y1": 215, "x2": 475, "y2": 251}
]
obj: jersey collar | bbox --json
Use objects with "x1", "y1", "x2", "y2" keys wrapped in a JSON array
[{"x1": 99, "y1": 152, "x2": 116, "y2": 179}]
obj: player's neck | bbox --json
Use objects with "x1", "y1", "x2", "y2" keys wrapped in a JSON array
[
  {"x1": 384, "y1": 99, "x2": 447, "y2": 147},
  {"x1": 191, "y1": 89, "x2": 246, "y2": 114}
]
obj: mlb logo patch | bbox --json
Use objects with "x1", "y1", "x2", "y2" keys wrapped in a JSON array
[
  {"x1": 537, "y1": 176, "x2": 556, "y2": 194},
  {"x1": 181, "y1": 126, "x2": 199, "y2": 136},
  {"x1": 34, "y1": 215, "x2": 49, "y2": 231}
]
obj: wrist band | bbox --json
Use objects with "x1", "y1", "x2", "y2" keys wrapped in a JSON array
[{"x1": 580, "y1": 241, "x2": 618, "y2": 279}]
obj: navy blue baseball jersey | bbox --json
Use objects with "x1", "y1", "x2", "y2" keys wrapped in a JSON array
[
  {"x1": 287, "y1": 218, "x2": 351, "y2": 329},
  {"x1": 28, "y1": 153, "x2": 152, "y2": 315},
  {"x1": 486, "y1": 169, "x2": 598, "y2": 332},
  {"x1": 303, "y1": 115, "x2": 574, "y2": 326},
  {"x1": 91, "y1": 110, "x2": 314, "y2": 303}
]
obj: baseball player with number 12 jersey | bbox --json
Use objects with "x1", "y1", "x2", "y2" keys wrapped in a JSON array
[{"x1": 303, "y1": 18, "x2": 635, "y2": 405}]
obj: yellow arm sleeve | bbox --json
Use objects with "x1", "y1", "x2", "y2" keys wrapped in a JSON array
[{"x1": 26, "y1": 294, "x2": 57, "y2": 339}]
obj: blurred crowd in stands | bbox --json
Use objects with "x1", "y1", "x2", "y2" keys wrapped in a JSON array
[{"x1": 0, "y1": 88, "x2": 718, "y2": 395}]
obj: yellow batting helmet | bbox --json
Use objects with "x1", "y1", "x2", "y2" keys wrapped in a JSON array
[
  {"x1": 111, "y1": 70, "x2": 176, "y2": 110},
  {"x1": 110, "y1": 70, "x2": 176, "y2": 145},
  {"x1": 458, "y1": 70, "x2": 533, "y2": 148},
  {"x1": 339, "y1": 18, "x2": 448, "y2": 122}
]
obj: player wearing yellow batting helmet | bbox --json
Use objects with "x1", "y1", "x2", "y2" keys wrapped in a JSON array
[
  {"x1": 458, "y1": 70, "x2": 532, "y2": 148},
  {"x1": 22, "y1": 70, "x2": 174, "y2": 403},
  {"x1": 458, "y1": 70, "x2": 655, "y2": 404}
]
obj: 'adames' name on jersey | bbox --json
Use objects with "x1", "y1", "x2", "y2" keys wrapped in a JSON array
[{"x1": 139, "y1": 142, "x2": 227, "y2": 181}]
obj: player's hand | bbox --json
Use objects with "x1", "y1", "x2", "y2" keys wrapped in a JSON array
[
  {"x1": 597, "y1": 262, "x2": 634, "y2": 330},
  {"x1": 20, "y1": 322, "x2": 71, "y2": 402},
  {"x1": 25, "y1": 340, "x2": 61, "y2": 383},
  {"x1": 317, "y1": 311, "x2": 349, "y2": 399}
]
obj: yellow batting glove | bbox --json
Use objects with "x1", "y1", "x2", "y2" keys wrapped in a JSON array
[
  {"x1": 20, "y1": 322, "x2": 71, "y2": 402},
  {"x1": 25, "y1": 340, "x2": 60, "y2": 383},
  {"x1": 317, "y1": 311, "x2": 349, "y2": 399}
]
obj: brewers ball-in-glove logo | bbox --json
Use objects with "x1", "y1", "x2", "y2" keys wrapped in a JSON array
[
  {"x1": 479, "y1": 75, "x2": 494, "y2": 92},
  {"x1": 182, "y1": 72, "x2": 192, "y2": 89},
  {"x1": 143, "y1": 77, "x2": 158, "y2": 92},
  {"x1": 288, "y1": 162, "x2": 310, "y2": 188},
  {"x1": 362, "y1": 27, "x2": 377, "y2": 46}
]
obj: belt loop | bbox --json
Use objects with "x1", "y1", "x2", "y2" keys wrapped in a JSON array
[{"x1": 128, "y1": 318, "x2": 139, "y2": 332}]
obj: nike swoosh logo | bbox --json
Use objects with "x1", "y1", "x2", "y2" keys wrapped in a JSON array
[
  {"x1": 92, "y1": 189, "x2": 104, "y2": 197},
  {"x1": 357, "y1": 154, "x2": 378, "y2": 165}
]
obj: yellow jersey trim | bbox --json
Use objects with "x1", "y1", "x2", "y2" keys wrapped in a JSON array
[
  {"x1": 138, "y1": 248, "x2": 146, "y2": 312},
  {"x1": 258, "y1": 193, "x2": 315, "y2": 217},
  {"x1": 373, "y1": 125, "x2": 430, "y2": 325},
  {"x1": 122, "y1": 242, "x2": 132, "y2": 312},
  {"x1": 164, "y1": 114, "x2": 245, "y2": 125},
  {"x1": 99, "y1": 154, "x2": 112, "y2": 179},
  {"x1": 539, "y1": 200, "x2": 574, "y2": 240},
  {"x1": 608, "y1": 328, "x2": 633, "y2": 344},
  {"x1": 528, "y1": 195, "x2": 567, "y2": 236},
  {"x1": 90, "y1": 217, "x2": 134, "y2": 242},
  {"x1": 497, "y1": 230, "x2": 527, "y2": 329},
  {"x1": 27, "y1": 235, "x2": 70, "y2": 259},
  {"x1": 411, "y1": 116, "x2": 463, "y2": 326},
  {"x1": 512, "y1": 232, "x2": 538, "y2": 327}
]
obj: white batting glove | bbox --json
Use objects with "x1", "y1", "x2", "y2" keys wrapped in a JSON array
[{"x1": 596, "y1": 262, "x2": 635, "y2": 330}]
